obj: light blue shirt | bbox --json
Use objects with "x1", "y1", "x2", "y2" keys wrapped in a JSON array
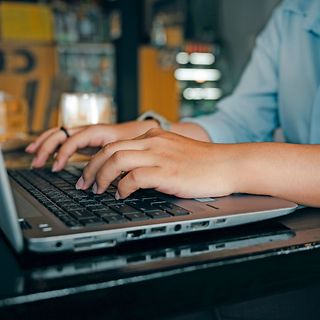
[{"x1": 184, "y1": 0, "x2": 320, "y2": 144}]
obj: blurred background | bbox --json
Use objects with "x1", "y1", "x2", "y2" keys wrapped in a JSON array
[{"x1": 0, "y1": 0, "x2": 280, "y2": 147}]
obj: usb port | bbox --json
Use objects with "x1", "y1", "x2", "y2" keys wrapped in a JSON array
[
  {"x1": 150, "y1": 226, "x2": 166, "y2": 234},
  {"x1": 216, "y1": 218, "x2": 226, "y2": 224},
  {"x1": 126, "y1": 229, "x2": 146, "y2": 239},
  {"x1": 191, "y1": 221, "x2": 210, "y2": 230}
]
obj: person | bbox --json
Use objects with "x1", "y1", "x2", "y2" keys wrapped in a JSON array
[{"x1": 26, "y1": 0, "x2": 320, "y2": 207}]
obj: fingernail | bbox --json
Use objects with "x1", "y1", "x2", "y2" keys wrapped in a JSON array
[
  {"x1": 115, "y1": 190, "x2": 121, "y2": 200},
  {"x1": 51, "y1": 161, "x2": 59, "y2": 172},
  {"x1": 25, "y1": 143, "x2": 34, "y2": 152},
  {"x1": 76, "y1": 176, "x2": 85, "y2": 190},
  {"x1": 92, "y1": 183, "x2": 98, "y2": 194}
]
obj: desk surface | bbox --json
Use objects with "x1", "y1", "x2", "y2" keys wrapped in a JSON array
[{"x1": 1, "y1": 206, "x2": 320, "y2": 319}]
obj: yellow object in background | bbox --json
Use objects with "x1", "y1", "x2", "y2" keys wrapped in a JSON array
[
  {"x1": 139, "y1": 46, "x2": 179, "y2": 122},
  {"x1": 0, "y1": 2, "x2": 54, "y2": 43},
  {"x1": 0, "y1": 92, "x2": 28, "y2": 146},
  {"x1": 0, "y1": 43, "x2": 58, "y2": 133}
]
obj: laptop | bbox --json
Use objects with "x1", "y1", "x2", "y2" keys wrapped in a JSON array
[{"x1": 0, "y1": 148, "x2": 298, "y2": 254}]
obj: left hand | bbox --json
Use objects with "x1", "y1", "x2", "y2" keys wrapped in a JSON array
[{"x1": 75, "y1": 128, "x2": 241, "y2": 199}]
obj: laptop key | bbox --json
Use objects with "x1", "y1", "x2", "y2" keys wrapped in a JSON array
[
  {"x1": 70, "y1": 210, "x2": 96, "y2": 220},
  {"x1": 79, "y1": 217, "x2": 104, "y2": 226},
  {"x1": 109, "y1": 203, "x2": 140, "y2": 214},
  {"x1": 92, "y1": 207, "x2": 118, "y2": 217},
  {"x1": 62, "y1": 219, "x2": 82, "y2": 228},
  {"x1": 55, "y1": 200, "x2": 74, "y2": 207},
  {"x1": 157, "y1": 203, "x2": 190, "y2": 216},
  {"x1": 63, "y1": 204, "x2": 86, "y2": 212},
  {"x1": 91, "y1": 194, "x2": 109, "y2": 201},
  {"x1": 125, "y1": 212, "x2": 150, "y2": 221},
  {"x1": 100, "y1": 194, "x2": 116, "y2": 203},
  {"x1": 47, "y1": 206, "x2": 67, "y2": 218},
  {"x1": 79, "y1": 199, "x2": 96, "y2": 205},
  {"x1": 86, "y1": 204, "x2": 106, "y2": 211},
  {"x1": 67, "y1": 190, "x2": 88, "y2": 198},
  {"x1": 103, "y1": 215, "x2": 128, "y2": 224},
  {"x1": 126, "y1": 200, "x2": 158, "y2": 212},
  {"x1": 87, "y1": 204, "x2": 115, "y2": 213},
  {"x1": 147, "y1": 210, "x2": 171, "y2": 219}
]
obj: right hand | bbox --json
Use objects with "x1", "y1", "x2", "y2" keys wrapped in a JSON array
[{"x1": 25, "y1": 120, "x2": 158, "y2": 172}]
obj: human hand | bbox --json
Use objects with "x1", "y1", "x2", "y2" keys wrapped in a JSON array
[
  {"x1": 76, "y1": 128, "x2": 241, "y2": 199},
  {"x1": 25, "y1": 121, "x2": 159, "y2": 172}
]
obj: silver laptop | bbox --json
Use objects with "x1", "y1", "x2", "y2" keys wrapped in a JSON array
[{"x1": 0, "y1": 148, "x2": 298, "y2": 254}]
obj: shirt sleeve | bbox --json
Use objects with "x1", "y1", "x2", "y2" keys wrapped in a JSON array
[{"x1": 182, "y1": 4, "x2": 285, "y2": 143}]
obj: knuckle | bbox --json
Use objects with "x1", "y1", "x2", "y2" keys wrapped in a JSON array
[
  {"x1": 102, "y1": 142, "x2": 116, "y2": 156},
  {"x1": 112, "y1": 150, "x2": 125, "y2": 164},
  {"x1": 130, "y1": 170, "x2": 141, "y2": 185},
  {"x1": 147, "y1": 127, "x2": 163, "y2": 136}
]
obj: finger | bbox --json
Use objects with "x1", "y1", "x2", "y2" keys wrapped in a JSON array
[
  {"x1": 31, "y1": 130, "x2": 71, "y2": 168},
  {"x1": 25, "y1": 127, "x2": 59, "y2": 153},
  {"x1": 51, "y1": 127, "x2": 106, "y2": 172},
  {"x1": 30, "y1": 126, "x2": 82, "y2": 168},
  {"x1": 78, "y1": 139, "x2": 148, "y2": 190},
  {"x1": 92, "y1": 150, "x2": 157, "y2": 194},
  {"x1": 117, "y1": 167, "x2": 162, "y2": 199}
]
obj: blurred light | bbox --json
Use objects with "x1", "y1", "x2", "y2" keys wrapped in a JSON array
[
  {"x1": 176, "y1": 52, "x2": 189, "y2": 64},
  {"x1": 190, "y1": 53, "x2": 215, "y2": 65},
  {"x1": 183, "y1": 88, "x2": 222, "y2": 100},
  {"x1": 174, "y1": 68, "x2": 221, "y2": 82},
  {"x1": 88, "y1": 96, "x2": 99, "y2": 124}
]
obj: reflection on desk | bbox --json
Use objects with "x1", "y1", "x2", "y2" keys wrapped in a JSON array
[
  {"x1": 0, "y1": 220, "x2": 294, "y2": 306},
  {"x1": 30, "y1": 222, "x2": 293, "y2": 282},
  {"x1": 2, "y1": 208, "x2": 320, "y2": 320}
]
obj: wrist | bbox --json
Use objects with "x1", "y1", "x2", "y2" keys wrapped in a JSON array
[
  {"x1": 209, "y1": 144, "x2": 250, "y2": 195},
  {"x1": 229, "y1": 143, "x2": 267, "y2": 195}
]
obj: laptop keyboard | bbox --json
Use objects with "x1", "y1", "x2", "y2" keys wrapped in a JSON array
[{"x1": 8, "y1": 167, "x2": 190, "y2": 229}]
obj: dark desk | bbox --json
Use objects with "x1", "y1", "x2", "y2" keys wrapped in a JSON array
[{"x1": 1, "y1": 207, "x2": 320, "y2": 320}]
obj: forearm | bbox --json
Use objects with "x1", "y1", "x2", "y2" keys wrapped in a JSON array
[{"x1": 235, "y1": 143, "x2": 320, "y2": 207}]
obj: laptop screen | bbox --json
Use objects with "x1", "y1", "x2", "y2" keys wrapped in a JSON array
[{"x1": 0, "y1": 149, "x2": 24, "y2": 252}]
